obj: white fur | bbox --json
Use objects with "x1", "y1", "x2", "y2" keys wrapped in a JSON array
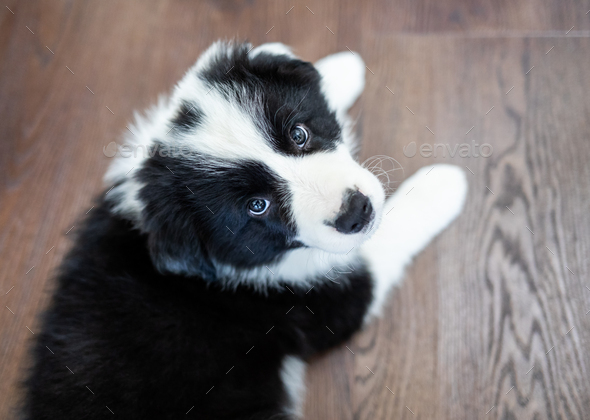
[
  {"x1": 192, "y1": 40, "x2": 237, "y2": 73},
  {"x1": 315, "y1": 51, "x2": 365, "y2": 118},
  {"x1": 104, "y1": 96, "x2": 174, "y2": 219},
  {"x1": 280, "y1": 356, "x2": 306, "y2": 418},
  {"x1": 288, "y1": 144, "x2": 384, "y2": 253},
  {"x1": 361, "y1": 164, "x2": 468, "y2": 319},
  {"x1": 214, "y1": 247, "x2": 361, "y2": 292},
  {"x1": 249, "y1": 42, "x2": 295, "y2": 59}
]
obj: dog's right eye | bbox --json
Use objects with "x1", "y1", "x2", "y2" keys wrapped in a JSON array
[
  {"x1": 248, "y1": 198, "x2": 270, "y2": 216},
  {"x1": 290, "y1": 125, "x2": 309, "y2": 147}
]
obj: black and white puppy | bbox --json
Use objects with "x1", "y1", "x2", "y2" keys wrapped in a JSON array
[{"x1": 24, "y1": 41, "x2": 467, "y2": 419}]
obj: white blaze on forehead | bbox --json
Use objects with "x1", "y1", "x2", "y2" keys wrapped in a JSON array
[{"x1": 174, "y1": 87, "x2": 275, "y2": 162}]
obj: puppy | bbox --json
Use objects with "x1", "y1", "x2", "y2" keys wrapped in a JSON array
[{"x1": 24, "y1": 41, "x2": 467, "y2": 419}]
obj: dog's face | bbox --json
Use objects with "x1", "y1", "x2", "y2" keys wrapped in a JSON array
[{"x1": 106, "y1": 42, "x2": 385, "y2": 281}]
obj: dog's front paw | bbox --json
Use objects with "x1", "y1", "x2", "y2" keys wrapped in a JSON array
[
  {"x1": 389, "y1": 164, "x2": 468, "y2": 233},
  {"x1": 375, "y1": 164, "x2": 467, "y2": 261},
  {"x1": 361, "y1": 164, "x2": 467, "y2": 319}
]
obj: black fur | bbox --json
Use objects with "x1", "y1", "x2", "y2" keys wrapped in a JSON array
[
  {"x1": 201, "y1": 44, "x2": 341, "y2": 156},
  {"x1": 170, "y1": 101, "x2": 202, "y2": 132},
  {"x1": 24, "y1": 200, "x2": 373, "y2": 419},
  {"x1": 137, "y1": 145, "x2": 298, "y2": 279}
]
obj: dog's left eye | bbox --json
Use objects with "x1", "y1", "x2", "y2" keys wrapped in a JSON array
[
  {"x1": 248, "y1": 198, "x2": 270, "y2": 216},
  {"x1": 290, "y1": 125, "x2": 309, "y2": 147}
]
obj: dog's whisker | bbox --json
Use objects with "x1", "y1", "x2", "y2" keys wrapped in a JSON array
[{"x1": 282, "y1": 88, "x2": 311, "y2": 132}]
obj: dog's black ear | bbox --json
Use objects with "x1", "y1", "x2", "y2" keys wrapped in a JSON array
[
  {"x1": 145, "y1": 220, "x2": 217, "y2": 281},
  {"x1": 135, "y1": 151, "x2": 218, "y2": 281}
]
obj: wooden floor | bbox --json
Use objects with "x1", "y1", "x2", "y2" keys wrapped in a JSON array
[{"x1": 2, "y1": 1, "x2": 590, "y2": 418}]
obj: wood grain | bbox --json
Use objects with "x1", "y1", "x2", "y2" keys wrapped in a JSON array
[{"x1": 2, "y1": 1, "x2": 590, "y2": 419}]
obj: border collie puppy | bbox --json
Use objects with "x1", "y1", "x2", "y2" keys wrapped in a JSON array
[{"x1": 24, "y1": 41, "x2": 467, "y2": 419}]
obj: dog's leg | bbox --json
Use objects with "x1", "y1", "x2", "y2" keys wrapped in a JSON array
[{"x1": 360, "y1": 164, "x2": 468, "y2": 320}]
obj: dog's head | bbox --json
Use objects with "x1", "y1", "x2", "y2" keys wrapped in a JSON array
[{"x1": 106, "y1": 41, "x2": 385, "y2": 283}]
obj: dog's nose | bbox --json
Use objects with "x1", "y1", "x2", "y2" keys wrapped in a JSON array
[{"x1": 335, "y1": 191, "x2": 373, "y2": 234}]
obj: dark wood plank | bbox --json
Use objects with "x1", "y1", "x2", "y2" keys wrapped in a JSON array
[{"x1": 365, "y1": 0, "x2": 590, "y2": 34}]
